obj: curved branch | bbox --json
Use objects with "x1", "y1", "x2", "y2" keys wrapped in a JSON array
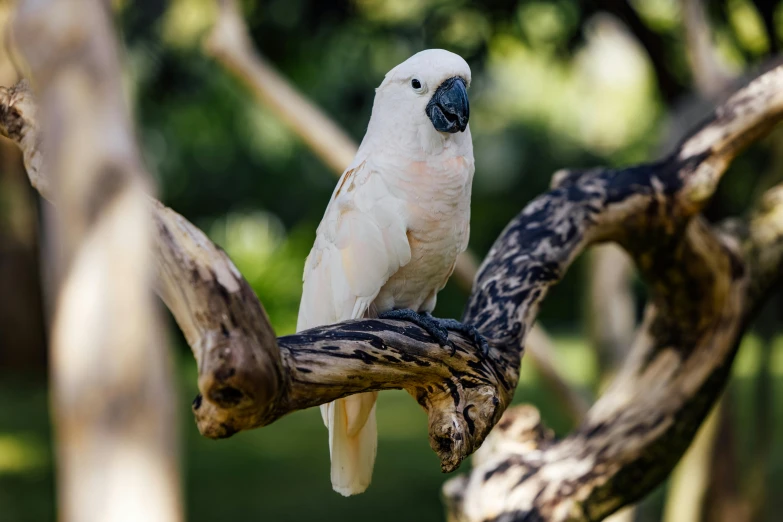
[
  {"x1": 201, "y1": 0, "x2": 590, "y2": 424},
  {"x1": 443, "y1": 66, "x2": 783, "y2": 521}
]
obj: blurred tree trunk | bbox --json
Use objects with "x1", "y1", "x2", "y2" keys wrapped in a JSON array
[
  {"x1": 703, "y1": 396, "x2": 752, "y2": 522},
  {"x1": 662, "y1": 401, "x2": 723, "y2": 522},
  {"x1": 586, "y1": 244, "x2": 635, "y2": 380},
  {"x1": 9, "y1": 0, "x2": 183, "y2": 519}
]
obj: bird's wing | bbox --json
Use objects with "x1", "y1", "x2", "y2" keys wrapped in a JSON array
[{"x1": 296, "y1": 159, "x2": 412, "y2": 332}]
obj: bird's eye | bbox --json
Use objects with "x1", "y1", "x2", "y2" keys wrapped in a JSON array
[{"x1": 411, "y1": 78, "x2": 422, "y2": 90}]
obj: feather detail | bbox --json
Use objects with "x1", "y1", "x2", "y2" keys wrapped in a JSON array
[
  {"x1": 297, "y1": 160, "x2": 410, "y2": 496},
  {"x1": 325, "y1": 398, "x2": 378, "y2": 496}
]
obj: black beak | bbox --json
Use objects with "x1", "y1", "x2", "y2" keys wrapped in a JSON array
[{"x1": 426, "y1": 76, "x2": 469, "y2": 133}]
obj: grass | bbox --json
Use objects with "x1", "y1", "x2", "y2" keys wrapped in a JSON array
[{"x1": 1, "y1": 334, "x2": 782, "y2": 521}]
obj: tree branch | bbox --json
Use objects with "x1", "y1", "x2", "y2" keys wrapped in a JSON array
[
  {"x1": 443, "y1": 66, "x2": 783, "y2": 521},
  {"x1": 682, "y1": 0, "x2": 733, "y2": 98}
]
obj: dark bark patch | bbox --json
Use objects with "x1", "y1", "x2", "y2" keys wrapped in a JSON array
[
  {"x1": 483, "y1": 460, "x2": 513, "y2": 481},
  {"x1": 210, "y1": 386, "x2": 243, "y2": 406},
  {"x1": 214, "y1": 366, "x2": 236, "y2": 381}
]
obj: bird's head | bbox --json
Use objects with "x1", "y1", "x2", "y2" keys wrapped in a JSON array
[{"x1": 368, "y1": 49, "x2": 471, "y2": 147}]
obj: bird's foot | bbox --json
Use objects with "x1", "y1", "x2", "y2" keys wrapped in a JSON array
[
  {"x1": 378, "y1": 309, "x2": 451, "y2": 347},
  {"x1": 433, "y1": 317, "x2": 490, "y2": 357},
  {"x1": 378, "y1": 309, "x2": 490, "y2": 357}
]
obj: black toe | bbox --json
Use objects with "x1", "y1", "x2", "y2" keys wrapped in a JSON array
[
  {"x1": 378, "y1": 310, "x2": 489, "y2": 357},
  {"x1": 435, "y1": 318, "x2": 490, "y2": 358},
  {"x1": 378, "y1": 309, "x2": 451, "y2": 347}
]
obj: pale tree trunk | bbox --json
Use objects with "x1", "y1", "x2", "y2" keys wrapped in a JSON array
[
  {"x1": 6, "y1": 0, "x2": 182, "y2": 521},
  {"x1": 586, "y1": 244, "x2": 635, "y2": 380}
]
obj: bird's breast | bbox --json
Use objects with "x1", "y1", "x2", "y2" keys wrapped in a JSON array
[{"x1": 373, "y1": 152, "x2": 473, "y2": 313}]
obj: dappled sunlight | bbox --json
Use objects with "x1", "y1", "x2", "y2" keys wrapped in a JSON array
[
  {"x1": 484, "y1": 13, "x2": 659, "y2": 157},
  {"x1": 162, "y1": 0, "x2": 216, "y2": 48},
  {"x1": 773, "y1": 337, "x2": 783, "y2": 376},
  {"x1": 549, "y1": 336, "x2": 599, "y2": 387},
  {"x1": 728, "y1": 0, "x2": 771, "y2": 55},
  {"x1": 354, "y1": 0, "x2": 436, "y2": 25},
  {"x1": 734, "y1": 334, "x2": 764, "y2": 377},
  {"x1": 243, "y1": 104, "x2": 298, "y2": 165},
  {"x1": 436, "y1": 8, "x2": 492, "y2": 53},
  {"x1": 734, "y1": 334, "x2": 783, "y2": 378},
  {"x1": 630, "y1": 0, "x2": 680, "y2": 31},
  {"x1": 208, "y1": 211, "x2": 308, "y2": 334},
  {"x1": 517, "y1": 2, "x2": 577, "y2": 48},
  {"x1": 0, "y1": 434, "x2": 48, "y2": 476}
]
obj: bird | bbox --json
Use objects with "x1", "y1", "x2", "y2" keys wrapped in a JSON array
[{"x1": 296, "y1": 48, "x2": 486, "y2": 497}]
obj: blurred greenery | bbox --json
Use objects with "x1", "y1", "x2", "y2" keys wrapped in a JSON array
[
  {"x1": 1, "y1": 336, "x2": 782, "y2": 521},
  {"x1": 3, "y1": 0, "x2": 783, "y2": 520},
  {"x1": 119, "y1": 0, "x2": 783, "y2": 328}
]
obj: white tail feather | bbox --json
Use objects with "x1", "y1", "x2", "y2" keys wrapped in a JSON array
[{"x1": 321, "y1": 393, "x2": 378, "y2": 496}]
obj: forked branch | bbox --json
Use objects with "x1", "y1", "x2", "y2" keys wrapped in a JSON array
[{"x1": 442, "y1": 68, "x2": 783, "y2": 521}]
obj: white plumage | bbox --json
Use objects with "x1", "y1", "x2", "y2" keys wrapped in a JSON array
[{"x1": 296, "y1": 49, "x2": 475, "y2": 496}]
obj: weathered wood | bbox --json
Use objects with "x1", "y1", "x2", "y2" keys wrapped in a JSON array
[
  {"x1": 9, "y1": 0, "x2": 181, "y2": 521},
  {"x1": 443, "y1": 67, "x2": 783, "y2": 521}
]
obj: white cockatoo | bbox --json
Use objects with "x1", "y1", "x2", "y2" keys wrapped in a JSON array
[{"x1": 296, "y1": 49, "x2": 484, "y2": 497}]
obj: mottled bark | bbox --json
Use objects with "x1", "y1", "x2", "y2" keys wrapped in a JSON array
[{"x1": 443, "y1": 67, "x2": 783, "y2": 521}]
